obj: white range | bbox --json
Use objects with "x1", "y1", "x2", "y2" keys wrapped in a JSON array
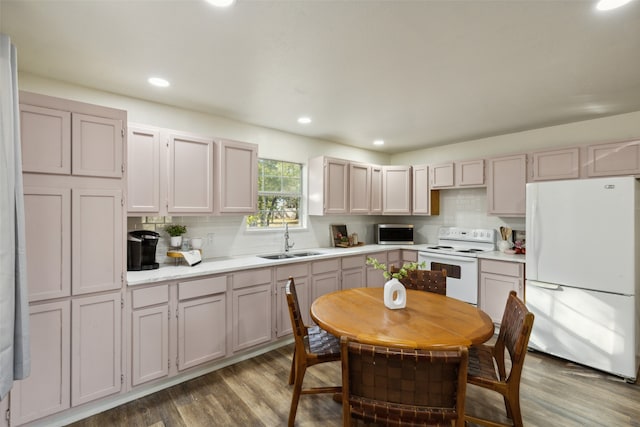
[{"x1": 418, "y1": 227, "x2": 497, "y2": 305}]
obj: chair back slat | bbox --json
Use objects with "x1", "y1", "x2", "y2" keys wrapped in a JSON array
[
  {"x1": 391, "y1": 267, "x2": 447, "y2": 295},
  {"x1": 285, "y1": 278, "x2": 307, "y2": 343},
  {"x1": 499, "y1": 291, "x2": 534, "y2": 368}
]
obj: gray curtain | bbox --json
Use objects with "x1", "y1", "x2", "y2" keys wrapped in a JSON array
[{"x1": 0, "y1": 33, "x2": 30, "y2": 399}]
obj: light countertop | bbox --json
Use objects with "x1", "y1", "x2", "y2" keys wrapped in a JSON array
[
  {"x1": 477, "y1": 251, "x2": 526, "y2": 263},
  {"x1": 127, "y1": 244, "x2": 417, "y2": 286}
]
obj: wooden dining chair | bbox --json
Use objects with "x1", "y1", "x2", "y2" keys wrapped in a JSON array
[
  {"x1": 341, "y1": 336, "x2": 469, "y2": 427},
  {"x1": 391, "y1": 266, "x2": 448, "y2": 295},
  {"x1": 465, "y1": 291, "x2": 535, "y2": 427},
  {"x1": 285, "y1": 277, "x2": 341, "y2": 427}
]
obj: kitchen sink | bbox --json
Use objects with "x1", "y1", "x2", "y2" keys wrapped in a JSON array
[{"x1": 258, "y1": 251, "x2": 322, "y2": 260}]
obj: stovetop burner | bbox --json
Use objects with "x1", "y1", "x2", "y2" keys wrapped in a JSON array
[{"x1": 423, "y1": 227, "x2": 497, "y2": 257}]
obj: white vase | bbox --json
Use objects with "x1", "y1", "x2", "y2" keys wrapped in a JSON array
[
  {"x1": 383, "y1": 278, "x2": 407, "y2": 310},
  {"x1": 170, "y1": 236, "x2": 182, "y2": 248}
]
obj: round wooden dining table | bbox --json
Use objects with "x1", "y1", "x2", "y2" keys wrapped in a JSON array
[{"x1": 310, "y1": 287, "x2": 494, "y2": 349}]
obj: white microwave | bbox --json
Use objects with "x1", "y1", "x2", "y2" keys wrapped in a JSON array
[{"x1": 375, "y1": 224, "x2": 414, "y2": 244}]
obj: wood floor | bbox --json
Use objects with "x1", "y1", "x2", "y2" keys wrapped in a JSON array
[{"x1": 70, "y1": 343, "x2": 640, "y2": 427}]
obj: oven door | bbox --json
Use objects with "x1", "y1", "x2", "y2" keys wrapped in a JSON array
[{"x1": 418, "y1": 251, "x2": 478, "y2": 305}]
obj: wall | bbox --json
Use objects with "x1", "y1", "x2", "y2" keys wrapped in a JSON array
[{"x1": 19, "y1": 73, "x2": 640, "y2": 258}]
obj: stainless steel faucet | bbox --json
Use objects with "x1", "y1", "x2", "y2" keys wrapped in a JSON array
[{"x1": 284, "y1": 223, "x2": 295, "y2": 252}]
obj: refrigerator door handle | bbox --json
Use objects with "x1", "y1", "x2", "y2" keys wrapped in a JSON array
[{"x1": 526, "y1": 280, "x2": 563, "y2": 291}]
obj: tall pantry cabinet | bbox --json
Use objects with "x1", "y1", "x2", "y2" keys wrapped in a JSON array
[{"x1": 11, "y1": 92, "x2": 126, "y2": 426}]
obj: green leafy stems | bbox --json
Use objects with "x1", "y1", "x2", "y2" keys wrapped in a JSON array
[
  {"x1": 366, "y1": 257, "x2": 426, "y2": 280},
  {"x1": 165, "y1": 224, "x2": 187, "y2": 237}
]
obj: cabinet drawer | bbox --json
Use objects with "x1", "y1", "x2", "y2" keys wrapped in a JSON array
[
  {"x1": 402, "y1": 250, "x2": 418, "y2": 262},
  {"x1": 311, "y1": 258, "x2": 340, "y2": 275},
  {"x1": 341, "y1": 255, "x2": 366, "y2": 270},
  {"x1": 276, "y1": 263, "x2": 309, "y2": 280},
  {"x1": 480, "y1": 260, "x2": 522, "y2": 277},
  {"x1": 132, "y1": 285, "x2": 169, "y2": 309},
  {"x1": 386, "y1": 250, "x2": 401, "y2": 264},
  {"x1": 233, "y1": 268, "x2": 272, "y2": 289},
  {"x1": 178, "y1": 275, "x2": 227, "y2": 300}
]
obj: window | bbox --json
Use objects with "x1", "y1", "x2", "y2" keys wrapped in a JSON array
[{"x1": 246, "y1": 158, "x2": 302, "y2": 229}]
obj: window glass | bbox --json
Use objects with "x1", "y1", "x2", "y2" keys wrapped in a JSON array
[{"x1": 246, "y1": 159, "x2": 302, "y2": 229}]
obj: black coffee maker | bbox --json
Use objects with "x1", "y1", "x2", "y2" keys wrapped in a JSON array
[{"x1": 127, "y1": 230, "x2": 160, "y2": 271}]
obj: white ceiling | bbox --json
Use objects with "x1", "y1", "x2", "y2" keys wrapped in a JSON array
[{"x1": 2, "y1": 0, "x2": 640, "y2": 153}]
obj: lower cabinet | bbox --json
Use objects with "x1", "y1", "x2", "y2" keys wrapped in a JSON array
[
  {"x1": 275, "y1": 263, "x2": 309, "y2": 337},
  {"x1": 366, "y1": 251, "x2": 388, "y2": 288},
  {"x1": 10, "y1": 301, "x2": 70, "y2": 425},
  {"x1": 231, "y1": 268, "x2": 272, "y2": 352},
  {"x1": 479, "y1": 259, "x2": 524, "y2": 324},
  {"x1": 341, "y1": 255, "x2": 366, "y2": 290},
  {"x1": 178, "y1": 276, "x2": 227, "y2": 369}
]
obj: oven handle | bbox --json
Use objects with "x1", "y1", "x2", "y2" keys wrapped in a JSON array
[{"x1": 418, "y1": 252, "x2": 477, "y2": 263}]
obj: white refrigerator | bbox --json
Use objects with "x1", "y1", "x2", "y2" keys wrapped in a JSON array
[{"x1": 526, "y1": 176, "x2": 639, "y2": 382}]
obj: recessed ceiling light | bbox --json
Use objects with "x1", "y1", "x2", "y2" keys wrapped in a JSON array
[
  {"x1": 596, "y1": 0, "x2": 633, "y2": 11},
  {"x1": 373, "y1": 140, "x2": 385, "y2": 146},
  {"x1": 205, "y1": 0, "x2": 235, "y2": 7},
  {"x1": 297, "y1": 117, "x2": 312, "y2": 124},
  {"x1": 148, "y1": 77, "x2": 170, "y2": 88}
]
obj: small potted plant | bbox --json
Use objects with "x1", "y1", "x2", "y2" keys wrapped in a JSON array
[
  {"x1": 366, "y1": 257, "x2": 426, "y2": 309},
  {"x1": 366, "y1": 257, "x2": 425, "y2": 281},
  {"x1": 165, "y1": 224, "x2": 187, "y2": 248}
]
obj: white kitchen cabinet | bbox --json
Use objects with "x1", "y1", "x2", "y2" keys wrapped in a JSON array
[
  {"x1": 366, "y1": 251, "x2": 388, "y2": 288},
  {"x1": 349, "y1": 162, "x2": 371, "y2": 214},
  {"x1": 20, "y1": 93, "x2": 125, "y2": 179},
  {"x1": 71, "y1": 292, "x2": 122, "y2": 406},
  {"x1": 232, "y1": 268, "x2": 273, "y2": 351},
  {"x1": 370, "y1": 165, "x2": 383, "y2": 214},
  {"x1": 217, "y1": 139, "x2": 258, "y2": 214},
  {"x1": 72, "y1": 188, "x2": 123, "y2": 295},
  {"x1": 127, "y1": 125, "x2": 161, "y2": 213},
  {"x1": 10, "y1": 301, "x2": 70, "y2": 425},
  {"x1": 479, "y1": 259, "x2": 524, "y2": 324},
  {"x1": 130, "y1": 285, "x2": 170, "y2": 387},
  {"x1": 177, "y1": 275, "x2": 227, "y2": 370},
  {"x1": 167, "y1": 131, "x2": 214, "y2": 214},
  {"x1": 23, "y1": 186, "x2": 71, "y2": 301},
  {"x1": 487, "y1": 154, "x2": 527, "y2": 217},
  {"x1": 530, "y1": 147, "x2": 580, "y2": 181},
  {"x1": 402, "y1": 249, "x2": 418, "y2": 263},
  {"x1": 586, "y1": 139, "x2": 640, "y2": 177},
  {"x1": 412, "y1": 164, "x2": 439, "y2": 216},
  {"x1": 341, "y1": 255, "x2": 366, "y2": 290},
  {"x1": 308, "y1": 156, "x2": 349, "y2": 215},
  {"x1": 382, "y1": 165, "x2": 412, "y2": 215},
  {"x1": 455, "y1": 159, "x2": 485, "y2": 187},
  {"x1": 430, "y1": 163, "x2": 454, "y2": 188},
  {"x1": 276, "y1": 263, "x2": 309, "y2": 337}
]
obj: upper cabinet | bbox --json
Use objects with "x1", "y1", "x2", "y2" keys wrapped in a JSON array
[
  {"x1": 20, "y1": 93, "x2": 124, "y2": 179},
  {"x1": 487, "y1": 154, "x2": 527, "y2": 217},
  {"x1": 370, "y1": 165, "x2": 383, "y2": 214},
  {"x1": 382, "y1": 165, "x2": 412, "y2": 215},
  {"x1": 430, "y1": 163, "x2": 454, "y2": 189},
  {"x1": 586, "y1": 139, "x2": 640, "y2": 177},
  {"x1": 412, "y1": 164, "x2": 439, "y2": 216},
  {"x1": 127, "y1": 125, "x2": 258, "y2": 216},
  {"x1": 349, "y1": 162, "x2": 371, "y2": 214},
  {"x1": 217, "y1": 139, "x2": 258, "y2": 214},
  {"x1": 530, "y1": 147, "x2": 580, "y2": 182},
  {"x1": 308, "y1": 156, "x2": 349, "y2": 215},
  {"x1": 430, "y1": 160, "x2": 484, "y2": 189}
]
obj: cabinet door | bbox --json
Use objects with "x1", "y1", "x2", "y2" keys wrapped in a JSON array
[
  {"x1": 23, "y1": 186, "x2": 71, "y2": 301},
  {"x1": 480, "y1": 273, "x2": 523, "y2": 324},
  {"x1": 349, "y1": 162, "x2": 371, "y2": 214},
  {"x1": 382, "y1": 165, "x2": 411, "y2": 215},
  {"x1": 232, "y1": 284, "x2": 272, "y2": 351},
  {"x1": 311, "y1": 271, "x2": 340, "y2": 301},
  {"x1": 341, "y1": 268, "x2": 365, "y2": 290},
  {"x1": 10, "y1": 301, "x2": 70, "y2": 425},
  {"x1": 20, "y1": 104, "x2": 71, "y2": 174},
  {"x1": 71, "y1": 293, "x2": 122, "y2": 406},
  {"x1": 218, "y1": 139, "x2": 258, "y2": 213},
  {"x1": 366, "y1": 251, "x2": 388, "y2": 288},
  {"x1": 324, "y1": 158, "x2": 349, "y2": 214},
  {"x1": 167, "y1": 133, "x2": 214, "y2": 213},
  {"x1": 72, "y1": 189, "x2": 123, "y2": 295},
  {"x1": 412, "y1": 164, "x2": 432, "y2": 215},
  {"x1": 487, "y1": 154, "x2": 527, "y2": 216},
  {"x1": 370, "y1": 165, "x2": 383, "y2": 214},
  {"x1": 127, "y1": 126, "x2": 161, "y2": 213},
  {"x1": 530, "y1": 148, "x2": 580, "y2": 181},
  {"x1": 178, "y1": 294, "x2": 226, "y2": 370},
  {"x1": 131, "y1": 305, "x2": 169, "y2": 386},
  {"x1": 431, "y1": 163, "x2": 454, "y2": 188},
  {"x1": 456, "y1": 159, "x2": 485, "y2": 187},
  {"x1": 71, "y1": 113, "x2": 123, "y2": 178},
  {"x1": 587, "y1": 140, "x2": 640, "y2": 177}
]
